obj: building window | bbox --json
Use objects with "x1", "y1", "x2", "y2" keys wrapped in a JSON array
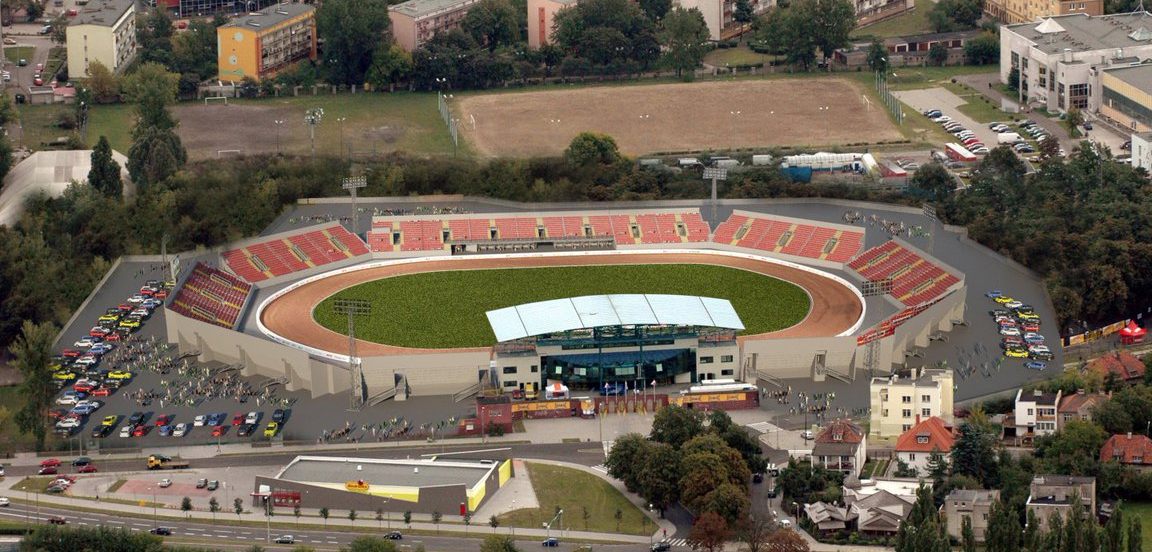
[
  {"x1": 721, "y1": 355, "x2": 734, "y2": 363},
  {"x1": 721, "y1": 369, "x2": 734, "y2": 376},
  {"x1": 1027, "y1": 408, "x2": 1034, "y2": 415},
  {"x1": 902, "y1": 396, "x2": 912, "y2": 404},
  {"x1": 531, "y1": 365, "x2": 538, "y2": 373},
  {"x1": 503, "y1": 380, "x2": 518, "y2": 388},
  {"x1": 908, "y1": 453, "x2": 916, "y2": 461},
  {"x1": 502, "y1": 366, "x2": 517, "y2": 374},
  {"x1": 902, "y1": 409, "x2": 912, "y2": 418},
  {"x1": 902, "y1": 424, "x2": 912, "y2": 431},
  {"x1": 922, "y1": 408, "x2": 932, "y2": 417},
  {"x1": 882, "y1": 409, "x2": 889, "y2": 417},
  {"x1": 921, "y1": 394, "x2": 931, "y2": 403},
  {"x1": 1134, "y1": 456, "x2": 1144, "y2": 463},
  {"x1": 700, "y1": 356, "x2": 714, "y2": 364},
  {"x1": 917, "y1": 436, "x2": 929, "y2": 444}
]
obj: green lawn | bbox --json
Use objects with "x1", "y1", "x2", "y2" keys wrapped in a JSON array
[
  {"x1": 4, "y1": 47, "x2": 34, "y2": 65},
  {"x1": 497, "y1": 463, "x2": 652, "y2": 535},
  {"x1": 704, "y1": 46, "x2": 778, "y2": 68},
  {"x1": 1121, "y1": 502, "x2": 1152, "y2": 550},
  {"x1": 12, "y1": 103, "x2": 76, "y2": 150},
  {"x1": 852, "y1": 7, "x2": 932, "y2": 39},
  {"x1": 315, "y1": 264, "x2": 811, "y2": 348},
  {"x1": 955, "y1": 96, "x2": 1009, "y2": 123},
  {"x1": 13, "y1": 477, "x2": 58, "y2": 493}
]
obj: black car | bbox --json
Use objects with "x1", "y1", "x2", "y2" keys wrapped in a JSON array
[
  {"x1": 149, "y1": 527, "x2": 172, "y2": 536},
  {"x1": 128, "y1": 411, "x2": 145, "y2": 425},
  {"x1": 237, "y1": 424, "x2": 255, "y2": 437},
  {"x1": 652, "y1": 542, "x2": 672, "y2": 552},
  {"x1": 72, "y1": 456, "x2": 91, "y2": 467},
  {"x1": 752, "y1": 473, "x2": 764, "y2": 484},
  {"x1": 384, "y1": 531, "x2": 403, "y2": 540},
  {"x1": 766, "y1": 486, "x2": 778, "y2": 498},
  {"x1": 91, "y1": 425, "x2": 112, "y2": 438},
  {"x1": 272, "y1": 409, "x2": 289, "y2": 423}
]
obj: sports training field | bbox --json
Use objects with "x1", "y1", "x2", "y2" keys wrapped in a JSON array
[
  {"x1": 455, "y1": 78, "x2": 902, "y2": 157},
  {"x1": 312, "y1": 264, "x2": 811, "y2": 348}
]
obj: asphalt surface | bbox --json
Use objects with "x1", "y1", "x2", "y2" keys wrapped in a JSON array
[{"x1": 0, "y1": 500, "x2": 640, "y2": 552}]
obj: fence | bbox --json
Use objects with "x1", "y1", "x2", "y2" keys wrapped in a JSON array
[
  {"x1": 438, "y1": 92, "x2": 459, "y2": 154},
  {"x1": 874, "y1": 72, "x2": 905, "y2": 126}
]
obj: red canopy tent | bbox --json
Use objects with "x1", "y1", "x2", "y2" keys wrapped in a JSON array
[{"x1": 1120, "y1": 320, "x2": 1146, "y2": 345}]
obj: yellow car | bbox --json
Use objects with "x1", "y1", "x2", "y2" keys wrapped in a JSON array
[
  {"x1": 52, "y1": 371, "x2": 78, "y2": 381},
  {"x1": 98, "y1": 314, "x2": 120, "y2": 323},
  {"x1": 48, "y1": 362, "x2": 63, "y2": 372},
  {"x1": 263, "y1": 422, "x2": 279, "y2": 438},
  {"x1": 107, "y1": 370, "x2": 133, "y2": 380},
  {"x1": 100, "y1": 415, "x2": 118, "y2": 426},
  {"x1": 1017, "y1": 313, "x2": 1040, "y2": 321},
  {"x1": 1004, "y1": 348, "x2": 1029, "y2": 358},
  {"x1": 993, "y1": 296, "x2": 1016, "y2": 304},
  {"x1": 118, "y1": 319, "x2": 140, "y2": 329}
]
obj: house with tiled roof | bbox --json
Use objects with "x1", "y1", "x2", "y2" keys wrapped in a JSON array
[
  {"x1": 1088, "y1": 352, "x2": 1147, "y2": 385},
  {"x1": 849, "y1": 489, "x2": 914, "y2": 534},
  {"x1": 803, "y1": 502, "x2": 855, "y2": 533},
  {"x1": 1057, "y1": 390, "x2": 1110, "y2": 431},
  {"x1": 895, "y1": 416, "x2": 955, "y2": 476},
  {"x1": 812, "y1": 419, "x2": 867, "y2": 476},
  {"x1": 1100, "y1": 433, "x2": 1152, "y2": 471}
]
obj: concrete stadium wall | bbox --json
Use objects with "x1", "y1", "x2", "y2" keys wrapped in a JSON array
[
  {"x1": 361, "y1": 350, "x2": 490, "y2": 397},
  {"x1": 742, "y1": 336, "x2": 859, "y2": 379},
  {"x1": 166, "y1": 309, "x2": 349, "y2": 398}
]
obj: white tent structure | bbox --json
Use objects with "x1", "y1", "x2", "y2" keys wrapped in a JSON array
[{"x1": 0, "y1": 149, "x2": 131, "y2": 226}]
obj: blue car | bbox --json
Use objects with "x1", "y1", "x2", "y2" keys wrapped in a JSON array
[
  {"x1": 1025, "y1": 361, "x2": 1047, "y2": 371},
  {"x1": 985, "y1": 290, "x2": 1003, "y2": 299},
  {"x1": 542, "y1": 538, "x2": 559, "y2": 547},
  {"x1": 158, "y1": 424, "x2": 173, "y2": 437},
  {"x1": 206, "y1": 412, "x2": 226, "y2": 426}
]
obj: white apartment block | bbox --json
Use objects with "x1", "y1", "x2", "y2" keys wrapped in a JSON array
[{"x1": 869, "y1": 368, "x2": 954, "y2": 438}]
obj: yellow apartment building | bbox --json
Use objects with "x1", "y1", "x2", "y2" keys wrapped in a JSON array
[{"x1": 217, "y1": 3, "x2": 317, "y2": 81}]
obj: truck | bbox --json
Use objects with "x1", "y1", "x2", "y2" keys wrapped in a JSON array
[
  {"x1": 522, "y1": 382, "x2": 539, "y2": 401},
  {"x1": 146, "y1": 455, "x2": 189, "y2": 470},
  {"x1": 997, "y1": 132, "x2": 1023, "y2": 144}
]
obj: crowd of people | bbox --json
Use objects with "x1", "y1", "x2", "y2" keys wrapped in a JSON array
[
  {"x1": 286, "y1": 205, "x2": 471, "y2": 226},
  {"x1": 315, "y1": 416, "x2": 460, "y2": 445}
]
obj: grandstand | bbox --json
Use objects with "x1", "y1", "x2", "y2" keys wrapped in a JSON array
[
  {"x1": 847, "y1": 240, "x2": 960, "y2": 307},
  {"x1": 364, "y1": 211, "x2": 712, "y2": 252},
  {"x1": 169, "y1": 262, "x2": 253, "y2": 329},
  {"x1": 222, "y1": 224, "x2": 370, "y2": 282},
  {"x1": 712, "y1": 211, "x2": 864, "y2": 263}
]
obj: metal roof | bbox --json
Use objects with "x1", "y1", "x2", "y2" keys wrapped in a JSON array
[{"x1": 486, "y1": 294, "x2": 744, "y2": 342}]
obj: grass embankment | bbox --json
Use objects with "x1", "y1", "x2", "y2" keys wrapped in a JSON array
[
  {"x1": 497, "y1": 462, "x2": 652, "y2": 535},
  {"x1": 315, "y1": 264, "x2": 811, "y2": 348}
]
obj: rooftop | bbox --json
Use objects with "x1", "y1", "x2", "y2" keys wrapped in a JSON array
[
  {"x1": 1100, "y1": 433, "x2": 1152, "y2": 465},
  {"x1": 945, "y1": 489, "x2": 1000, "y2": 506},
  {"x1": 895, "y1": 416, "x2": 955, "y2": 453},
  {"x1": 1032, "y1": 474, "x2": 1096, "y2": 486},
  {"x1": 1103, "y1": 64, "x2": 1152, "y2": 93},
  {"x1": 389, "y1": 0, "x2": 478, "y2": 19},
  {"x1": 72, "y1": 0, "x2": 133, "y2": 27},
  {"x1": 815, "y1": 419, "x2": 865, "y2": 445},
  {"x1": 871, "y1": 368, "x2": 949, "y2": 389},
  {"x1": 1005, "y1": 12, "x2": 1152, "y2": 56},
  {"x1": 1058, "y1": 390, "x2": 1110, "y2": 413},
  {"x1": 1087, "y1": 351, "x2": 1146, "y2": 381},
  {"x1": 278, "y1": 456, "x2": 497, "y2": 488},
  {"x1": 222, "y1": 3, "x2": 315, "y2": 30},
  {"x1": 1019, "y1": 389, "x2": 1060, "y2": 406}
]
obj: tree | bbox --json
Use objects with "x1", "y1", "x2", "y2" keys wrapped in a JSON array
[
  {"x1": 172, "y1": 19, "x2": 220, "y2": 84},
  {"x1": 316, "y1": 0, "x2": 392, "y2": 86},
  {"x1": 734, "y1": 0, "x2": 755, "y2": 24},
  {"x1": 208, "y1": 497, "x2": 220, "y2": 521},
  {"x1": 234, "y1": 497, "x2": 244, "y2": 518},
  {"x1": 951, "y1": 422, "x2": 999, "y2": 487},
  {"x1": 928, "y1": 43, "x2": 949, "y2": 66},
  {"x1": 348, "y1": 509, "x2": 358, "y2": 524},
  {"x1": 867, "y1": 39, "x2": 888, "y2": 73},
  {"x1": 701, "y1": 483, "x2": 750, "y2": 524},
  {"x1": 961, "y1": 515, "x2": 977, "y2": 552},
  {"x1": 50, "y1": 13, "x2": 68, "y2": 47},
  {"x1": 796, "y1": 0, "x2": 856, "y2": 64},
  {"x1": 687, "y1": 512, "x2": 730, "y2": 552},
  {"x1": 660, "y1": 8, "x2": 710, "y2": 80},
  {"x1": 1039, "y1": 135, "x2": 1060, "y2": 160},
  {"x1": 480, "y1": 534, "x2": 519, "y2": 552},
  {"x1": 123, "y1": 62, "x2": 186, "y2": 188},
  {"x1": 582, "y1": 506, "x2": 591, "y2": 530},
  {"x1": 895, "y1": 485, "x2": 950, "y2": 552},
  {"x1": 614, "y1": 508, "x2": 623, "y2": 532},
  {"x1": 319, "y1": 507, "x2": 330, "y2": 527},
  {"x1": 1102, "y1": 506, "x2": 1124, "y2": 552},
  {"x1": 1065, "y1": 107, "x2": 1085, "y2": 137},
  {"x1": 768, "y1": 528, "x2": 809, "y2": 552},
  {"x1": 651, "y1": 405, "x2": 704, "y2": 448},
  {"x1": 11, "y1": 321, "x2": 56, "y2": 450},
  {"x1": 964, "y1": 33, "x2": 999, "y2": 65},
  {"x1": 463, "y1": 0, "x2": 520, "y2": 50},
  {"x1": 928, "y1": 0, "x2": 981, "y2": 32},
  {"x1": 738, "y1": 516, "x2": 775, "y2": 552},
  {"x1": 566, "y1": 132, "x2": 622, "y2": 167},
  {"x1": 1129, "y1": 517, "x2": 1143, "y2": 552},
  {"x1": 346, "y1": 536, "x2": 400, "y2": 552},
  {"x1": 121, "y1": 62, "x2": 180, "y2": 131},
  {"x1": 637, "y1": 442, "x2": 682, "y2": 515},
  {"x1": 985, "y1": 499, "x2": 1021, "y2": 552},
  {"x1": 910, "y1": 162, "x2": 954, "y2": 202},
  {"x1": 181, "y1": 496, "x2": 193, "y2": 517},
  {"x1": 403, "y1": 510, "x2": 412, "y2": 527},
  {"x1": 86, "y1": 61, "x2": 120, "y2": 102},
  {"x1": 553, "y1": 0, "x2": 655, "y2": 67},
  {"x1": 366, "y1": 44, "x2": 414, "y2": 93},
  {"x1": 375, "y1": 508, "x2": 385, "y2": 529},
  {"x1": 605, "y1": 433, "x2": 650, "y2": 491},
  {"x1": 137, "y1": 8, "x2": 175, "y2": 66},
  {"x1": 127, "y1": 125, "x2": 187, "y2": 188},
  {"x1": 1034, "y1": 420, "x2": 1108, "y2": 476},
  {"x1": 756, "y1": 7, "x2": 816, "y2": 70},
  {"x1": 88, "y1": 136, "x2": 123, "y2": 199},
  {"x1": 489, "y1": 515, "x2": 499, "y2": 530},
  {"x1": 431, "y1": 510, "x2": 442, "y2": 533},
  {"x1": 640, "y1": 0, "x2": 673, "y2": 20}
]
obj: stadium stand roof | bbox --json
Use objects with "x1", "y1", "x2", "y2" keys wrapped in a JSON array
[
  {"x1": 0, "y1": 150, "x2": 130, "y2": 226},
  {"x1": 486, "y1": 294, "x2": 745, "y2": 342}
]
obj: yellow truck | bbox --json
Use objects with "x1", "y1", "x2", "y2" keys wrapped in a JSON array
[
  {"x1": 523, "y1": 382, "x2": 539, "y2": 400},
  {"x1": 147, "y1": 455, "x2": 189, "y2": 470}
]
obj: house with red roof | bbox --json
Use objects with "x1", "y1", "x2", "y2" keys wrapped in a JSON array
[
  {"x1": 1100, "y1": 433, "x2": 1152, "y2": 471},
  {"x1": 812, "y1": 419, "x2": 867, "y2": 476},
  {"x1": 895, "y1": 416, "x2": 955, "y2": 475},
  {"x1": 1057, "y1": 390, "x2": 1110, "y2": 431},
  {"x1": 1087, "y1": 352, "x2": 1147, "y2": 385}
]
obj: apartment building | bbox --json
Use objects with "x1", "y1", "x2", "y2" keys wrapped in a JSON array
[
  {"x1": 390, "y1": 0, "x2": 483, "y2": 52},
  {"x1": 1026, "y1": 475, "x2": 1096, "y2": 532},
  {"x1": 217, "y1": 4, "x2": 317, "y2": 80},
  {"x1": 943, "y1": 490, "x2": 1000, "y2": 542},
  {"x1": 527, "y1": 0, "x2": 578, "y2": 48},
  {"x1": 1000, "y1": 13, "x2": 1152, "y2": 114},
  {"x1": 868, "y1": 368, "x2": 954, "y2": 438},
  {"x1": 65, "y1": 0, "x2": 138, "y2": 78},
  {"x1": 985, "y1": 0, "x2": 1099, "y2": 26},
  {"x1": 676, "y1": 0, "x2": 769, "y2": 41},
  {"x1": 1013, "y1": 389, "x2": 1061, "y2": 444}
]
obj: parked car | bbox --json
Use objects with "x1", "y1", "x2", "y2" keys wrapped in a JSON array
[
  {"x1": 149, "y1": 527, "x2": 173, "y2": 535},
  {"x1": 542, "y1": 538, "x2": 560, "y2": 547}
]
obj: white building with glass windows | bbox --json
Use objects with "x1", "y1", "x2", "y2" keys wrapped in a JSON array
[
  {"x1": 868, "y1": 368, "x2": 954, "y2": 438},
  {"x1": 999, "y1": 12, "x2": 1152, "y2": 114}
]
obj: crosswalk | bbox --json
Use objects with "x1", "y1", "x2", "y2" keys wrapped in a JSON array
[{"x1": 664, "y1": 538, "x2": 689, "y2": 547}]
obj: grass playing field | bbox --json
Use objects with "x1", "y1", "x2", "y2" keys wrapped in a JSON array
[{"x1": 313, "y1": 264, "x2": 811, "y2": 348}]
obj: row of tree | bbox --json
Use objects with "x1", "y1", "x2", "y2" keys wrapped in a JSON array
[{"x1": 21, "y1": 523, "x2": 419, "y2": 551}]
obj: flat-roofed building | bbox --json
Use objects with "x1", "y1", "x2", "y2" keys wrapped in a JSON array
[
  {"x1": 527, "y1": 0, "x2": 578, "y2": 49},
  {"x1": 1026, "y1": 475, "x2": 1096, "y2": 532},
  {"x1": 65, "y1": 0, "x2": 137, "y2": 77},
  {"x1": 869, "y1": 368, "x2": 954, "y2": 438},
  {"x1": 254, "y1": 455, "x2": 510, "y2": 514},
  {"x1": 217, "y1": 3, "x2": 317, "y2": 80},
  {"x1": 390, "y1": 0, "x2": 483, "y2": 52},
  {"x1": 985, "y1": 0, "x2": 1099, "y2": 25},
  {"x1": 943, "y1": 489, "x2": 1000, "y2": 542},
  {"x1": 1000, "y1": 13, "x2": 1152, "y2": 114}
]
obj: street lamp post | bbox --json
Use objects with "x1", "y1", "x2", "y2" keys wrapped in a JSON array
[
  {"x1": 304, "y1": 107, "x2": 324, "y2": 157},
  {"x1": 337, "y1": 117, "x2": 347, "y2": 157},
  {"x1": 729, "y1": 110, "x2": 741, "y2": 152},
  {"x1": 818, "y1": 106, "x2": 830, "y2": 145},
  {"x1": 274, "y1": 119, "x2": 284, "y2": 154},
  {"x1": 544, "y1": 509, "x2": 564, "y2": 541}
]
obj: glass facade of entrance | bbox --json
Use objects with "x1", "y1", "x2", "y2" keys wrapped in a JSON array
[{"x1": 541, "y1": 348, "x2": 695, "y2": 391}]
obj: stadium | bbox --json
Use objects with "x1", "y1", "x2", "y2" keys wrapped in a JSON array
[{"x1": 157, "y1": 200, "x2": 969, "y2": 405}]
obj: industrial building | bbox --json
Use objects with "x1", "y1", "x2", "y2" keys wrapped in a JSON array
[
  {"x1": 254, "y1": 456, "x2": 510, "y2": 514},
  {"x1": 65, "y1": 0, "x2": 138, "y2": 77},
  {"x1": 217, "y1": 3, "x2": 317, "y2": 80}
]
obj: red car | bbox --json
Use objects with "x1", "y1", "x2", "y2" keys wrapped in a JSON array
[
  {"x1": 88, "y1": 327, "x2": 110, "y2": 338},
  {"x1": 154, "y1": 290, "x2": 169, "y2": 299},
  {"x1": 38, "y1": 466, "x2": 58, "y2": 475},
  {"x1": 40, "y1": 458, "x2": 61, "y2": 468},
  {"x1": 155, "y1": 414, "x2": 173, "y2": 427},
  {"x1": 73, "y1": 381, "x2": 95, "y2": 393},
  {"x1": 61, "y1": 349, "x2": 81, "y2": 358},
  {"x1": 117, "y1": 304, "x2": 132, "y2": 313},
  {"x1": 104, "y1": 333, "x2": 122, "y2": 342},
  {"x1": 140, "y1": 288, "x2": 156, "y2": 297},
  {"x1": 211, "y1": 425, "x2": 227, "y2": 437},
  {"x1": 231, "y1": 413, "x2": 245, "y2": 426},
  {"x1": 91, "y1": 387, "x2": 112, "y2": 397},
  {"x1": 78, "y1": 465, "x2": 98, "y2": 474},
  {"x1": 132, "y1": 425, "x2": 148, "y2": 437}
]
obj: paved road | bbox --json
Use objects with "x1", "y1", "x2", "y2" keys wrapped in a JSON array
[{"x1": 0, "y1": 500, "x2": 638, "y2": 552}]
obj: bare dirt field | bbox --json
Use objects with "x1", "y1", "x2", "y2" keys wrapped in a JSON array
[{"x1": 455, "y1": 78, "x2": 903, "y2": 157}]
